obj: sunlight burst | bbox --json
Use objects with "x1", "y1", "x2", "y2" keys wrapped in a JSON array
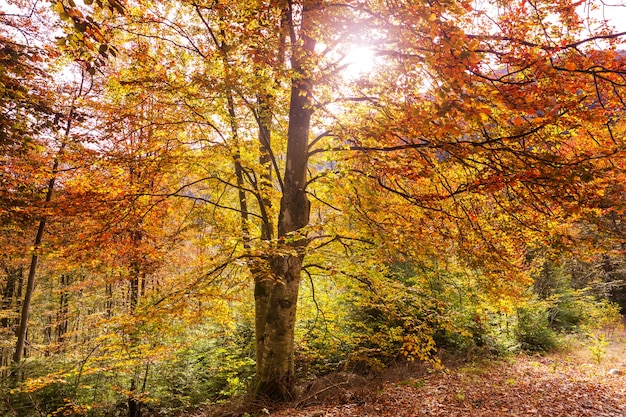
[{"x1": 342, "y1": 46, "x2": 377, "y2": 79}]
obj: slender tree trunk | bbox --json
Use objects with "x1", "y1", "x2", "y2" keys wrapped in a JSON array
[
  {"x1": 105, "y1": 282, "x2": 113, "y2": 318},
  {"x1": 257, "y1": 93, "x2": 274, "y2": 242},
  {"x1": 13, "y1": 184, "x2": 54, "y2": 364},
  {"x1": 130, "y1": 263, "x2": 139, "y2": 312},
  {"x1": 128, "y1": 255, "x2": 141, "y2": 417},
  {"x1": 56, "y1": 274, "x2": 70, "y2": 347},
  {"x1": 1, "y1": 267, "x2": 21, "y2": 372},
  {"x1": 254, "y1": 9, "x2": 315, "y2": 399},
  {"x1": 1, "y1": 266, "x2": 21, "y2": 329},
  {"x1": 128, "y1": 378, "x2": 140, "y2": 417}
]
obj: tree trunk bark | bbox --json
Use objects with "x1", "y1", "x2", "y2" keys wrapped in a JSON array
[
  {"x1": 128, "y1": 244, "x2": 142, "y2": 417},
  {"x1": 1, "y1": 267, "x2": 21, "y2": 371},
  {"x1": 1, "y1": 266, "x2": 21, "y2": 329},
  {"x1": 254, "y1": 252, "x2": 307, "y2": 400},
  {"x1": 13, "y1": 182, "x2": 54, "y2": 364},
  {"x1": 56, "y1": 273, "x2": 70, "y2": 347},
  {"x1": 254, "y1": 12, "x2": 315, "y2": 399}
]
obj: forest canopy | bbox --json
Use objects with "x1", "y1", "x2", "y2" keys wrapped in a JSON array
[{"x1": 1, "y1": 0, "x2": 625, "y2": 415}]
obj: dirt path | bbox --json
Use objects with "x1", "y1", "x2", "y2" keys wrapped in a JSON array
[{"x1": 271, "y1": 335, "x2": 626, "y2": 417}]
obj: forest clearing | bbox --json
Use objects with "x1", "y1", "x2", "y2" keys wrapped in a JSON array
[
  {"x1": 2, "y1": 0, "x2": 626, "y2": 416},
  {"x1": 268, "y1": 332, "x2": 626, "y2": 417}
]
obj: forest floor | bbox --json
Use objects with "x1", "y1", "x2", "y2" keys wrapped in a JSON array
[{"x1": 262, "y1": 332, "x2": 626, "y2": 417}]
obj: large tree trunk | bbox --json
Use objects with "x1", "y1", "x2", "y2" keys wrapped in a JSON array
[
  {"x1": 254, "y1": 253, "x2": 306, "y2": 400},
  {"x1": 254, "y1": 14, "x2": 315, "y2": 399}
]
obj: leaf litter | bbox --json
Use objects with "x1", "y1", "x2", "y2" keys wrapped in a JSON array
[{"x1": 271, "y1": 347, "x2": 626, "y2": 417}]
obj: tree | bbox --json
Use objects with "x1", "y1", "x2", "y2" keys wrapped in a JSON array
[{"x1": 96, "y1": 0, "x2": 339, "y2": 400}]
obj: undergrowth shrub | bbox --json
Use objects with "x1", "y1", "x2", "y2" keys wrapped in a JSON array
[
  {"x1": 513, "y1": 291, "x2": 621, "y2": 352},
  {"x1": 296, "y1": 324, "x2": 352, "y2": 378},
  {"x1": 1, "y1": 358, "x2": 77, "y2": 417},
  {"x1": 579, "y1": 297, "x2": 621, "y2": 335},
  {"x1": 1, "y1": 321, "x2": 257, "y2": 417},
  {"x1": 546, "y1": 289, "x2": 599, "y2": 332},
  {"x1": 151, "y1": 323, "x2": 255, "y2": 412},
  {"x1": 298, "y1": 255, "x2": 624, "y2": 377},
  {"x1": 515, "y1": 299, "x2": 559, "y2": 352},
  {"x1": 435, "y1": 309, "x2": 519, "y2": 357},
  {"x1": 342, "y1": 277, "x2": 452, "y2": 373}
]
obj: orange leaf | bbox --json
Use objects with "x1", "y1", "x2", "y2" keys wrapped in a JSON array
[{"x1": 564, "y1": 61, "x2": 576, "y2": 71}]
